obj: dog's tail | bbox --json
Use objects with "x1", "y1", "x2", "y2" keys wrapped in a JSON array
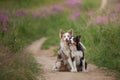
[{"x1": 80, "y1": 42, "x2": 86, "y2": 50}]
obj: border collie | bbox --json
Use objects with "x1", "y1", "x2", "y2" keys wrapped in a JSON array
[
  {"x1": 53, "y1": 29, "x2": 77, "y2": 72},
  {"x1": 69, "y1": 35, "x2": 87, "y2": 72}
]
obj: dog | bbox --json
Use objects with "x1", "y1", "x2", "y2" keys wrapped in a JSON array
[
  {"x1": 69, "y1": 35, "x2": 87, "y2": 72},
  {"x1": 53, "y1": 29, "x2": 77, "y2": 72}
]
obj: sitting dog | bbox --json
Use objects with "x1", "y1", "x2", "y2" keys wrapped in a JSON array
[
  {"x1": 69, "y1": 35, "x2": 87, "y2": 72},
  {"x1": 53, "y1": 29, "x2": 77, "y2": 72}
]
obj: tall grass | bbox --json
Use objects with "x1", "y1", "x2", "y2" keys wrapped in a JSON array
[{"x1": 0, "y1": 46, "x2": 40, "y2": 80}]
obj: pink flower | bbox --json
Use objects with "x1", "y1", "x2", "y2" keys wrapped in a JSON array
[
  {"x1": 32, "y1": 12, "x2": 45, "y2": 18},
  {"x1": 114, "y1": 5, "x2": 120, "y2": 12},
  {"x1": 69, "y1": 11, "x2": 81, "y2": 20},
  {"x1": 14, "y1": 9, "x2": 26, "y2": 16},
  {"x1": 65, "y1": 0, "x2": 82, "y2": 7},
  {"x1": 88, "y1": 10, "x2": 94, "y2": 17},
  {"x1": 96, "y1": 16, "x2": 103, "y2": 24},
  {"x1": 52, "y1": 5, "x2": 63, "y2": 12},
  {"x1": 111, "y1": 13, "x2": 116, "y2": 17},
  {"x1": 96, "y1": 16, "x2": 108, "y2": 25},
  {"x1": 103, "y1": 17, "x2": 109, "y2": 25},
  {"x1": 0, "y1": 15, "x2": 9, "y2": 23},
  {"x1": 3, "y1": 27, "x2": 7, "y2": 32},
  {"x1": 41, "y1": 7, "x2": 53, "y2": 15},
  {"x1": 0, "y1": 14, "x2": 9, "y2": 32}
]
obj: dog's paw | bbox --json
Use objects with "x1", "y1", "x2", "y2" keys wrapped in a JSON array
[
  {"x1": 74, "y1": 68, "x2": 77, "y2": 72},
  {"x1": 52, "y1": 66, "x2": 58, "y2": 71},
  {"x1": 70, "y1": 69, "x2": 77, "y2": 72},
  {"x1": 70, "y1": 69, "x2": 75, "y2": 72},
  {"x1": 82, "y1": 69, "x2": 88, "y2": 72}
]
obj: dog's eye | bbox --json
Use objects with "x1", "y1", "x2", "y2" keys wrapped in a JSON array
[{"x1": 67, "y1": 35, "x2": 69, "y2": 37}]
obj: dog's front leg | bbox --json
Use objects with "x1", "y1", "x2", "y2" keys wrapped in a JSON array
[
  {"x1": 68, "y1": 57, "x2": 75, "y2": 72},
  {"x1": 82, "y1": 59, "x2": 87, "y2": 72},
  {"x1": 73, "y1": 60, "x2": 77, "y2": 72}
]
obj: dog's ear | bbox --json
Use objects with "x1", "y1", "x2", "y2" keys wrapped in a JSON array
[
  {"x1": 77, "y1": 35, "x2": 81, "y2": 41},
  {"x1": 59, "y1": 29, "x2": 64, "y2": 38},
  {"x1": 68, "y1": 29, "x2": 73, "y2": 36}
]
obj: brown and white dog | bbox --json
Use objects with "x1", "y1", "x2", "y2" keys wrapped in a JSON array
[{"x1": 53, "y1": 29, "x2": 77, "y2": 72}]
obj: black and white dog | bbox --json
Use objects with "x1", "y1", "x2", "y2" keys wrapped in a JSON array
[{"x1": 69, "y1": 35, "x2": 87, "y2": 72}]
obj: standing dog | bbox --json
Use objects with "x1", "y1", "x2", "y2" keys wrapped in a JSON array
[{"x1": 69, "y1": 35, "x2": 87, "y2": 72}]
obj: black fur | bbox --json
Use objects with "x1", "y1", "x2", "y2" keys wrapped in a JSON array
[
  {"x1": 73, "y1": 35, "x2": 84, "y2": 51},
  {"x1": 72, "y1": 35, "x2": 87, "y2": 72}
]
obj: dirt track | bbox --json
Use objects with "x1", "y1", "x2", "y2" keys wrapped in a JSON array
[{"x1": 26, "y1": 38, "x2": 115, "y2": 80}]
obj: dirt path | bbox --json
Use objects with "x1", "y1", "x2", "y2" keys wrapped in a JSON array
[{"x1": 26, "y1": 38, "x2": 115, "y2": 80}]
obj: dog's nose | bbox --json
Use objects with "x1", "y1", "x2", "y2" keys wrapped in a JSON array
[{"x1": 66, "y1": 39, "x2": 69, "y2": 42}]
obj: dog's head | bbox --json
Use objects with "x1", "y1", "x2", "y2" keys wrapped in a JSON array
[
  {"x1": 59, "y1": 29, "x2": 73, "y2": 43},
  {"x1": 69, "y1": 35, "x2": 81, "y2": 46}
]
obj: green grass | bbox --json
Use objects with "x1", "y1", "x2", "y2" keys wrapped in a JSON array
[
  {"x1": 0, "y1": 0, "x2": 64, "y2": 10},
  {"x1": 0, "y1": 45, "x2": 41, "y2": 80},
  {"x1": 82, "y1": 0, "x2": 101, "y2": 11}
]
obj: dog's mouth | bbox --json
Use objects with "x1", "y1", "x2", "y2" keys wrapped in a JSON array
[
  {"x1": 65, "y1": 39, "x2": 70, "y2": 45},
  {"x1": 66, "y1": 39, "x2": 69, "y2": 42}
]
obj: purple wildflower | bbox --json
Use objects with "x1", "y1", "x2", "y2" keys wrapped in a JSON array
[
  {"x1": 96, "y1": 16, "x2": 108, "y2": 25},
  {"x1": 69, "y1": 11, "x2": 81, "y2": 20},
  {"x1": 96, "y1": 16, "x2": 103, "y2": 24},
  {"x1": 0, "y1": 14, "x2": 9, "y2": 32},
  {"x1": 88, "y1": 10, "x2": 94, "y2": 17},
  {"x1": 88, "y1": 10, "x2": 94, "y2": 22},
  {"x1": 103, "y1": 17, "x2": 108, "y2": 25},
  {"x1": 32, "y1": 12, "x2": 46, "y2": 18},
  {"x1": 41, "y1": 7, "x2": 53, "y2": 15},
  {"x1": 52, "y1": 5, "x2": 63, "y2": 12},
  {"x1": 14, "y1": 9, "x2": 26, "y2": 17},
  {"x1": 114, "y1": 5, "x2": 120, "y2": 12},
  {"x1": 0, "y1": 15, "x2": 9, "y2": 23},
  {"x1": 110, "y1": 13, "x2": 117, "y2": 22},
  {"x1": 33, "y1": 12, "x2": 41, "y2": 18},
  {"x1": 3, "y1": 27, "x2": 7, "y2": 32},
  {"x1": 0, "y1": 15, "x2": 4, "y2": 23},
  {"x1": 111, "y1": 13, "x2": 116, "y2": 17},
  {"x1": 65, "y1": 0, "x2": 82, "y2": 7}
]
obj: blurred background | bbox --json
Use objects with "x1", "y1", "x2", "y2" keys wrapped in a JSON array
[{"x1": 0, "y1": 0, "x2": 120, "y2": 80}]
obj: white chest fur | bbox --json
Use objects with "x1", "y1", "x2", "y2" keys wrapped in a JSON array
[
  {"x1": 60, "y1": 42, "x2": 70, "y2": 57},
  {"x1": 70, "y1": 45, "x2": 83, "y2": 58}
]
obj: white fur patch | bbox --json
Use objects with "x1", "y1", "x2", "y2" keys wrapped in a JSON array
[{"x1": 80, "y1": 42, "x2": 86, "y2": 50}]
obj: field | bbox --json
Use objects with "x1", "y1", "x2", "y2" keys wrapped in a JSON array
[{"x1": 0, "y1": 0, "x2": 120, "y2": 80}]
